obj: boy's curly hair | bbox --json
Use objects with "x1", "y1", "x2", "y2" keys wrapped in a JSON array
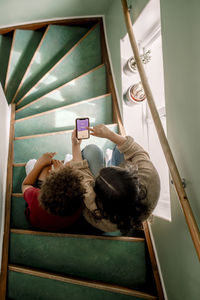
[{"x1": 39, "y1": 166, "x2": 86, "y2": 217}]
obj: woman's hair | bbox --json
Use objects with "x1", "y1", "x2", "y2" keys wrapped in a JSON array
[
  {"x1": 94, "y1": 162, "x2": 151, "y2": 233},
  {"x1": 39, "y1": 167, "x2": 86, "y2": 217}
]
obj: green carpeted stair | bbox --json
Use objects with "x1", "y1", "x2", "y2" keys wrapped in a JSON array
[{"x1": 0, "y1": 18, "x2": 160, "y2": 300}]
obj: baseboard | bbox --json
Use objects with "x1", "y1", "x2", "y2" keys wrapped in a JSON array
[
  {"x1": 148, "y1": 222, "x2": 168, "y2": 300},
  {"x1": 0, "y1": 86, "x2": 11, "y2": 273},
  {"x1": 0, "y1": 15, "x2": 104, "y2": 30}
]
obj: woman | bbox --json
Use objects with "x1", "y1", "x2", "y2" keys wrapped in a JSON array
[{"x1": 79, "y1": 124, "x2": 161, "y2": 234}]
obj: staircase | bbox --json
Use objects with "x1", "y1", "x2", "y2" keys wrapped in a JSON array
[{"x1": 0, "y1": 18, "x2": 163, "y2": 299}]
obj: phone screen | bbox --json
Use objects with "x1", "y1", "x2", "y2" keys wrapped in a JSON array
[{"x1": 76, "y1": 118, "x2": 89, "y2": 139}]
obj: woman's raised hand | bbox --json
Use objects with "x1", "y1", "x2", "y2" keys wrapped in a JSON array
[{"x1": 88, "y1": 124, "x2": 112, "y2": 139}]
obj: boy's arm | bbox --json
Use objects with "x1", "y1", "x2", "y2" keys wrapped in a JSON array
[
  {"x1": 71, "y1": 130, "x2": 83, "y2": 162},
  {"x1": 22, "y1": 152, "x2": 56, "y2": 193}
]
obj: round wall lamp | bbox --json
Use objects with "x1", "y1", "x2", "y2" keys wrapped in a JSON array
[{"x1": 124, "y1": 82, "x2": 146, "y2": 106}]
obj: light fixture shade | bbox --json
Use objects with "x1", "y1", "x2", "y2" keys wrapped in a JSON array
[
  {"x1": 123, "y1": 50, "x2": 151, "y2": 76},
  {"x1": 124, "y1": 82, "x2": 146, "y2": 105}
]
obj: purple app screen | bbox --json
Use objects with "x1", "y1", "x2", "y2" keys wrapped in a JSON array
[
  {"x1": 77, "y1": 119, "x2": 89, "y2": 139},
  {"x1": 77, "y1": 119, "x2": 88, "y2": 131}
]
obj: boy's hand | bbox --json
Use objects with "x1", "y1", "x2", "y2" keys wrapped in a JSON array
[
  {"x1": 52, "y1": 159, "x2": 64, "y2": 171},
  {"x1": 36, "y1": 152, "x2": 57, "y2": 168},
  {"x1": 72, "y1": 129, "x2": 82, "y2": 146},
  {"x1": 88, "y1": 124, "x2": 112, "y2": 139}
]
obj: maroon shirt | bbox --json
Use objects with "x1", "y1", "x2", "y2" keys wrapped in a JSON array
[{"x1": 24, "y1": 187, "x2": 82, "y2": 231}]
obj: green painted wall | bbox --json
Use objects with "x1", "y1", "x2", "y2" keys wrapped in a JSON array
[
  {"x1": 0, "y1": 0, "x2": 112, "y2": 27},
  {"x1": 150, "y1": 0, "x2": 200, "y2": 299}
]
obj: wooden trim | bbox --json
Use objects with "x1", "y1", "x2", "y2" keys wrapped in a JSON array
[
  {"x1": 143, "y1": 221, "x2": 164, "y2": 300},
  {"x1": 14, "y1": 123, "x2": 118, "y2": 140},
  {"x1": 13, "y1": 162, "x2": 26, "y2": 167},
  {"x1": 4, "y1": 30, "x2": 16, "y2": 93},
  {"x1": 0, "y1": 104, "x2": 15, "y2": 300},
  {"x1": 15, "y1": 22, "x2": 100, "y2": 106},
  {"x1": 10, "y1": 229, "x2": 144, "y2": 242},
  {"x1": 11, "y1": 25, "x2": 50, "y2": 104},
  {"x1": 8, "y1": 265, "x2": 156, "y2": 299},
  {"x1": 0, "y1": 18, "x2": 101, "y2": 35},
  {"x1": 121, "y1": 0, "x2": 200, "y2": 260},
  {"x1": 14, "y1": 129, "x2": 73, "y2": 140},
  {"x1": 12, "y1": 193, "x2": 23, "y2": 197},
  {"x1": 15, "y1": 64, "x2": 105, "y2": 111},
  {"x1": 15, "y1": 93, "x2": 111, "y2": 122},
  {"x1": 100, "y1": 22, "x2": 126, "y2": 137}
]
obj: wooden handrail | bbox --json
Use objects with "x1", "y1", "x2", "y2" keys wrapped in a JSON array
[{"x1": 121, "y1": 0, "x2": 200, "y2": 260}]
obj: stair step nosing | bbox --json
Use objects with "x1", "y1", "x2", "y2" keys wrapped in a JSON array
[
  {"x1": 8, "y1": 264, "x2": 156, "y2": 299},
  {"x1": 14, "y1": 123, "x2": 117, "y2": 140},
  {"x1": 12, "y1": 193, "x2": 23, "y2": 197},
  {"x1": 15, "y1": 128, "x2": 73, "y2": 140},
  {"x1": 15, "y1": 93, "x2": 111, "y2": 122},
  {"x1": 10, "y1": 228, "x2": 144, "y2": 242},
  {"x1": 13, "y1": 163, "x2": 26, "y2": 167}
]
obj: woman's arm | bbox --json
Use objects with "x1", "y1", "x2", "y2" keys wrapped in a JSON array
[{"x1": 88, "y1": 124, "x2": 126, "y2": 146}]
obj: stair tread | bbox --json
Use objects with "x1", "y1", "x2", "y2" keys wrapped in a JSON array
[
  {"x1": 9, "y1": 232, "x2": 152, "y2": 291},
  {"x1": 11, "y1": 194, "x2": 121, "y2": 235},
  {"x1": 14, "y1": 124, "x2": 118, "y2": 163},
  {"x1": 11, "y1": 196, "x2": 32, "y2": 230},
  {"x1": 5, "y1": 29, "x2": 44, "y2": 103},
  {"x1": 16, "y1": 64, "x2": 107, "y2": 114},
  {"x1": 15, "y1": 94, "x2": 112, "y2": 136},
  {"x1": 13, "y1": 166, "x2": 26, "y2": 193},
  {"x1": 17, "y1": 23, "x2": 102, "y2": 106},
  {"x1": 10, "y1": 229, "x2": 144, "y2": 240},
  {"x1": 14, "y1": 25, "x2": 89, "y2": 103},
  {"x1": 8, "y1": 265, "x2": 157, "y2": 300}
]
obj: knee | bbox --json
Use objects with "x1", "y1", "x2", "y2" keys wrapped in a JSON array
[
  {"x1": 84, "y1": 144, "x2": 101, "y2": 153},
  {"x1": 82, "y1": 144, "x2": 103, "y2": 160}
]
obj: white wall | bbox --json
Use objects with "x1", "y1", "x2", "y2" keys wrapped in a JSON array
[{"x1": 0, "y1": 85, "x2": 10, "y2": 272}]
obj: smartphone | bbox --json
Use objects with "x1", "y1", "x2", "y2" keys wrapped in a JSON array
[{"x1": 76, "y1": 118, "x2": 90, "y2": 139}]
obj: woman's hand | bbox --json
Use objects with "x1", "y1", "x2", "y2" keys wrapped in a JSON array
[
  {"x1": 71, "y1": 130, "x2": 82, "y2": 146},
  {"x1": 35, "y1": 152, "x2": 57, "y2": 168},
  {"x1": 88, "y1": 124, "x2": 126, "y2": 146},
  {"x1": 88, "y1": 124, "x2": 112, "y2": 139}
]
